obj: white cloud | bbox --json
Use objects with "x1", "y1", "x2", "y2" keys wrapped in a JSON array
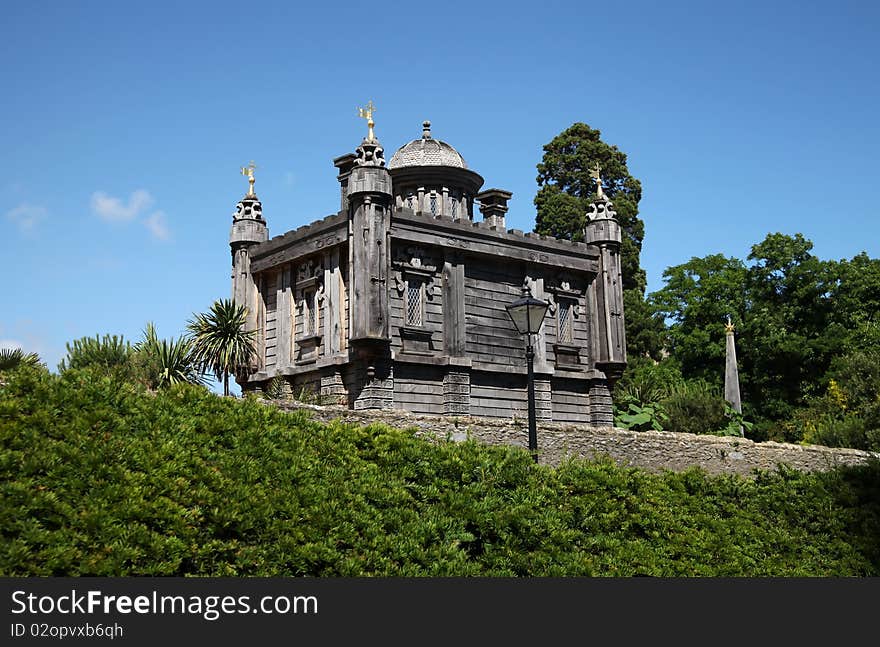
[
  {"x1": 0, "y1": 339, "x2": 24, "y2": 351},
  {"x1": 91, "y1": 189, "x2": 153, "y2": 222},
  {"x1": 4, "y1": 203, "x2": 47, "y2": 232},
  {"x1": 144, "y1": 210, "x2": 170, "y2": 241},
  {"x1": 284, "y1": 171, "x2": 296, "y2": 187}
]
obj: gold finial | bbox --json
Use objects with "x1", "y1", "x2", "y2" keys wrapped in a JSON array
[
  {"x1": 590, "y1": 162, "x2": 605, "y2": 199},
  {"x1": 240, "y1": 160, "x2": 257, "y2": 196},
  {"x1": 725, "y1": 315, "x2": 735, "y2": 334},
  {"x1": 358, "y1": 100, "x2": 376, "y2": 142}
]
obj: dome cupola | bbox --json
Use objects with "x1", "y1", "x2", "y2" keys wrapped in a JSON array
[
  {"x1": 388, "y1": 121, "x2": 468, "y2": 169},
  {"x1": 388, "y1": 121, "x2": 483, "y2": 219}
]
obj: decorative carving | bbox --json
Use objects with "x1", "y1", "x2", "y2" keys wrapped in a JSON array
[
  {"x1": 233, "y1": 198, "x2": 262, "y2": 220},
  {"x1": 542, "y1": 274, "x2": 585, "y2": 319},
  {"x1": 546, "y1": 291, "x2": 557, "y2": 316},
  {"x1": 393, "y1": 246, "x2": 438, "y2": 301},
  {"x1": 392, "y1": 245, "x2": 438, "y2": 273},
  {"x1": 354, "y1": 140, "x2": 386, "y2": 167},
  {"x1": 314, "y1": 234, "x2": 340, "y2": 249},
  {"x1": 587, "y1": 200, "x2": 617, "y2": 221},
  {"x1": 296, "y1": 258, "x2": 324, "y2": 284}
]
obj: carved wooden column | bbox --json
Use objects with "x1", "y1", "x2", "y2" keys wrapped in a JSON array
[
  {"x1": 442, "y1": 252, "x2": 470, "y2": 415},
  {"x1": 276, "y1": 264, "x2": 293, "y2": 368}
]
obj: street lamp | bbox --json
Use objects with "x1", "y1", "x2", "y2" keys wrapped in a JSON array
[{"x1": 505, "y1": 292, "x2": 550, "y2": 462}]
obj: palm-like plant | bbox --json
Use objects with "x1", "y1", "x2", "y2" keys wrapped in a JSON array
[
  {"x1": 187, "y1": 299, "x2": 257, "y2": 396},
  {"x1": 136, "y1": 322, "x2": 204, "y2": 389},
  {"x1": 58, "y1": 334, "x2": 130, "y2": 372},
  {"x1": 0, "y1": 348, "x2": 42, "y2": 371}
]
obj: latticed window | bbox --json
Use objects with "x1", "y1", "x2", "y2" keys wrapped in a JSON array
[
  {"x1": 558, "y1": 299, "x2": 573, "y2": 342},
  {"x1": 406, "y1": 192, "x2": 414, "y2": 209},
  {"x1": 429, "y1": 194, "x2": 437, "y2": 215},
  {"x1": 302, "y1": 290, "x2": 318, "y2": 335},
  {"x1": 450, "y1": 198, "x2": 458, "y2": 218},
  {"x1": 406, "y1": 280, "x2": 424, "y2": 327}
]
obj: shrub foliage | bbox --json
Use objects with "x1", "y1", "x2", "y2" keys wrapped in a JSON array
[{"x1": 2, "y1": 366, "x2": 878, "y2": 576}]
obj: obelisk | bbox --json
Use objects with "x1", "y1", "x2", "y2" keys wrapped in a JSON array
[{"x1": 724, "y1": 316, "x2": 743, "y2": 436}]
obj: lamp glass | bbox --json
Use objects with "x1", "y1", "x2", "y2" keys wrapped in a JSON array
[{"x1": 506, "y1": 296, "x2": 550, "y2": 335}]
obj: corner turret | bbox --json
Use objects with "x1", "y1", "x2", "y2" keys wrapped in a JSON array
[
  {"x1": 230, "y1": 161, "x2": 268, "y2": 349},
  {"x1": 584, "y1": 163, "x2": 626, "y2": 420}
]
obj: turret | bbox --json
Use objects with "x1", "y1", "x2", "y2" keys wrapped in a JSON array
[
  {"x1": 347, "y1": 101, "x2": 392, "y2": 349},
  {"x1": 230, "y1": 161, "x2": 268, "y2": 340},
  {"x1": 584, "y1": 163, "x2": 626, "y2": 384}
]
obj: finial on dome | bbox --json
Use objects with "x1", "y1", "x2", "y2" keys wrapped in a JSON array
[{"x1": 422, "y1": 120, "x2": 432, "y2": 139}]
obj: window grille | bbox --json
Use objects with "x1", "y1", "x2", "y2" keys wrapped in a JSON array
[
  {"x1": 558, "y1": 299, "x2": 573, "y2": 342},
  {"x1": 406, "y1": 280, "x2": 423, "y2": 326},
  {"x1": 429, "y1": 194, "x2": 437, "y2": 215},
  {"x1": 302, "y1": 290, "x2": 319, "y2": 336},
  {"x1": 302, "y1": 291, "x2": 313, "y2": 335},
  {"x1": 406, "y1": 193, "x2": 414, "y2": 209},
  {"x1": 451, "y1": 198, "x2": 458, "y2": 218}
]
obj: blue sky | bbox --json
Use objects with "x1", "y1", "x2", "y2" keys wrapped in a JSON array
[{"x1": 3, "y1": 0, "x2": 878, "y2": 388}]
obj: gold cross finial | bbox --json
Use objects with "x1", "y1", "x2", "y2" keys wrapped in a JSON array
[
  {"x1": 240, "y1": 161, "x2": 256, "y2": 196},
  {"x1": 590, "y1": 162, "x2": 605, "y2": 199},
  {"x1": 358, "y1": 100, "x2": 376, "y2": 142}
]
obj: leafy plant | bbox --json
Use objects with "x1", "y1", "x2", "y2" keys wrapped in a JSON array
[
  {"x1": 0, "y1": 348, "x2": 42, "y2": 372},
  {"x1": 662, "y1": 381, "x2": 738, "y2": 436},
  {"x1": 58, "y1": 334, "x2": 131, "y2": 372},
  {"x1": 614, "y1": 396, "x2": 668, "y2": 432},
  {"x1": 134, "y1": 322, "x2": 204, "y2": 390},
  {"x1": 2, "y1": 365, "x2": 878, "y2": 577},
  {"x1": 187, "y1": 299, "x2": 257, "y2": 396},
  {"x1": 263, "y1": 375, "x2": 287, "y2": 400}
]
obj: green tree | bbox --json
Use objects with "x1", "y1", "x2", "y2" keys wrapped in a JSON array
[
  {"x1": 0, "y1": 348, "x2": 42, "y2": 372},
  {"x1": 134, "y1": 322, "x2": 204, "y2": 390},
  {"x1": 534, "y1": 122, "x2": 662, "y2": 360},
  {"x1": 58, "y1": 334, "x2": 131, "y2": 373},
  {"x1": 535, "y1": 122, "x2": 645, "y2": 293},
  {"x1": 651, "y1": 253, "x2": 748, "y2": 384},
  {"x1": 649, "y1": 233, "x2": 877, "y2": 437},
  {"x1": 187, "y1": 299, "x2": 257, "y2": 396},
  {"x1": 741, "y1": 233, "x2": 840, "y2": 423}
]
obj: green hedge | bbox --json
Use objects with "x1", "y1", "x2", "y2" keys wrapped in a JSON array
[{"x1": 2, "y1": 366, "x2": 878, "y2": 576}]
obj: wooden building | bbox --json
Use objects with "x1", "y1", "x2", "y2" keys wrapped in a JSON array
[{"x1": 229, "y1": 114, "x2": 626, "y2": 425}]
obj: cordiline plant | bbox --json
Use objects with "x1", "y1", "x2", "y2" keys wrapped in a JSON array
[
  {"x1": 187, "y1": 299, "x2": 257, "y2": 396},
  {"x1": 134, "y1": 322, "x2": 204, "y2": 390}
]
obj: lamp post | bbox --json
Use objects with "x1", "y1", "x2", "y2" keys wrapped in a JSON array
[{"x1": 505, "y1": 292, "x2": 550, "y2": 462}]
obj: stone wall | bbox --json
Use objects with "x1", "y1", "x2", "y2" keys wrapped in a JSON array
[{"x1": 276, "y1": 401, "x2": 878, "y2": 478}]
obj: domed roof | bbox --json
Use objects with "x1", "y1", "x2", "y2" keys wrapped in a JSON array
[{"x1": 388, "y1": 121, "x2": 468, "y2": 170}]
